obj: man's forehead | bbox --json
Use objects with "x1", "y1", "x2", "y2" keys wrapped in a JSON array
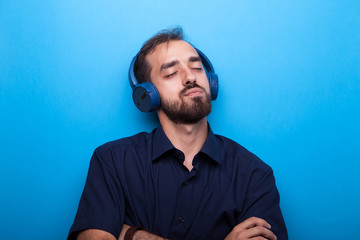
[{"x1": 147, "y1": 40, "x2": 199, "y2": 64}]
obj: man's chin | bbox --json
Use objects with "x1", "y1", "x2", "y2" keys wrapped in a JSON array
[
  {"x1": 165, "y1": 107, "x2": 211, "y2": 125},
  {"x1": 160, "y1": 93, "x2": 212, "y2": 124},
  {"x1": 183, "y1": 95, "x2": 204, "y2": 104}
]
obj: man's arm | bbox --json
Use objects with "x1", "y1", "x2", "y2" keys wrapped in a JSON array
[
  {"x1": 233, "y1": 165, "x2": 287, "y2": 239},
  {"x1": 77, "y1": 218, "x2": 274, "y2": 240},
  {"x1": 77, "y1": 229, "x2": 116, "y2": 240},
  {"x1": 118, "y1": 224, "x2": 167, "y2": 240},
  {"x1": 68, "y1": 147, "x2": 126, "y2": 240},
  {"x1": 76, "y1": 225, "x2": 168, "y2": 240}
]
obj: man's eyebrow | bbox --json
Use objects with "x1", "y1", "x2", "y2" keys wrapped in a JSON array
[{"x1": 160, "y1": 60, "x2": 179, "y2": 72}]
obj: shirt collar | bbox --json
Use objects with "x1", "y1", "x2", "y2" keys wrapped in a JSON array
[
  {"x1": 152, "y1": 125, "x2": 175, "y2": 161},
  {"x1": 151, "y1": 124, "x2": 221, "y2": 164},
  {"x1": 199, "y1": 125, "x2": 221, "y2": 164}
]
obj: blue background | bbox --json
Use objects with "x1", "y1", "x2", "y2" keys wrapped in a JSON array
[{"x1": 1, "y1": 1, "x2": 359, "y2": 239}]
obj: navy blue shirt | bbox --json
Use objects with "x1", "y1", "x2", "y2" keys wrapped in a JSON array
[{"x1": 68, "y1": 125, "x2": 287, "y2": 240}]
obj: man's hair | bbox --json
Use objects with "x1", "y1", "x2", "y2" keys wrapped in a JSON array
[{"x1": 134, "y1": 27, "x2": 184, "y2": 83}]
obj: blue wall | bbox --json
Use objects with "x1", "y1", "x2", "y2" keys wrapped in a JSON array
[{"x1": 1, "y1": 1, "x2": 359, "y2": 239}]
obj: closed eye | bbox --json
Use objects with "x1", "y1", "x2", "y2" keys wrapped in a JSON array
[{"x1": 165, "y1": 72, "x2": 177, "y2": 78}]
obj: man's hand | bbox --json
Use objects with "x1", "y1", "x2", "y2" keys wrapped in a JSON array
[
  {"x1": 224, "y1": 217, "x2": 277, "y2": 240},
  {"x1": 118, "y1": 224, "x2": 131, "y2": 240}
]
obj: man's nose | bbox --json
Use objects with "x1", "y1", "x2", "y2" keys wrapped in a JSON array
[{"x1": 183, "y1": 68, "x2": 196, "y2": 85}]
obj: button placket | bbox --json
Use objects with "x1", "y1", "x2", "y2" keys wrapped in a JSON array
[
  {"x1": 171, "y1": 171, "x2": 195, "y2": 235},
  {"x1": 170, "y1": 153, "x2": 200, "y2": 237}
]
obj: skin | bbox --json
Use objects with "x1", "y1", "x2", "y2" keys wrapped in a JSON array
[
  {"x1": 77, "y1": 40, "x2": 277, "y2": 240},
  {"x1": 146, "y1": 40, "x2": 211, "y2": 171},
  {"x1": 224, "y1": 217, "x2": 277, "y2": 240},
  {"x1": 77, "y1": 229, "x2": 116, "y2": 240}
]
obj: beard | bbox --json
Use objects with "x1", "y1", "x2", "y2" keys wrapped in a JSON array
[{"x1": 160, "y1": 83, "x2": 212, "y2": 124}]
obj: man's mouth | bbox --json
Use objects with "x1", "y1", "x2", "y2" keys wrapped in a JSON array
[{"x1": 184, "y1": 87, "x2": 203, "y2": 96}]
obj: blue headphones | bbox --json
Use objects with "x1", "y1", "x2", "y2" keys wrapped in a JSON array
[{"x1": 128, "y1": 48, "x2": 219, "y2": 112}]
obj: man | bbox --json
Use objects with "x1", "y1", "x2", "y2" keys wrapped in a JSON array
[{"x1": 68, "y1": 27, "x2": 288, "y2": 240}]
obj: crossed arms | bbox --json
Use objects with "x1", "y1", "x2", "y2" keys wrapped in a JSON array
[{"x1": 77, "y1": 217, "x2": 277, "y2": 240}]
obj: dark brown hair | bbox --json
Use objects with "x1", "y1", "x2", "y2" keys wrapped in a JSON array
[{"x1": 134, "y1": 27, "x2": 184, "y2": 83}]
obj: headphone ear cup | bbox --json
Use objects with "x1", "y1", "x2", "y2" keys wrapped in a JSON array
[
  {"x1": 207, "y1": 72, "x2": 219, "y2": 100},
  {"x1": 132, "y1": 82, "x2": 160, "y2": 112}
]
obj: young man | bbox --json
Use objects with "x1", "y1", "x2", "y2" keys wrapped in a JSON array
[{"x1": 68, "y1": 27, "x2": 288, "y2": 240}]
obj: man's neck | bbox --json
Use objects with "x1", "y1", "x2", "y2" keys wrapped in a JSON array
[{"x1": 158, "y1": 113, "x2": 208, "y2": 171}]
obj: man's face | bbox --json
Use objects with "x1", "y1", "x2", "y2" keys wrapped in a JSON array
[{"x1": 146, "y1": 40, "x2": 212, "y2": 124}]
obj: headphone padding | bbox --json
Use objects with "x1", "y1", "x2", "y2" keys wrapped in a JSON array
[
  {"x1": 132, "y1": 82, "x2": 160, "y2": 112},
  {"x1": 207, "y1": 72, "x2": 219, "y2": 100}
]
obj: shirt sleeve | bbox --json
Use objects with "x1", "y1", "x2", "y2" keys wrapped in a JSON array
[
  {"x1": 67, "y1": 146, "x2": 125, "y2": 240},
  {"x1": 237, "y1": 165, "x2": 288, "y2": 240}
]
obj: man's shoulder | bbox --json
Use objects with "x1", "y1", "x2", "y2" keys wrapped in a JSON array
[
  {"x1": 213, "y1": 133, "x2": 253, "y2": 157},
  {"x1": 214, "y1": 133, "x2": 271, "y2": 171},
  {"x1": 95, "y1": 129, "x2": 155, "y2": 155}
]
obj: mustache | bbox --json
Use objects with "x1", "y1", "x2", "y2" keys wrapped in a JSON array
[{"x1": 180, "y1": 83, "x2": 206, "y2": 97}]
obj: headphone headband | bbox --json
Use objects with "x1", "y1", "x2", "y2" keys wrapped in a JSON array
[
  {"x1": 128, "y1": 54, "x2": 139, "y2": 90},
  {"x1": 195, "y1": 48, "x2": 216, "y2": 73}
]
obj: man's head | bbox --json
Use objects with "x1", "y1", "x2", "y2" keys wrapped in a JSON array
[
  {"x1": 134, "y1": 27, "x2": 184, "y2": 84},
  {"x1": 133, "y1": 27, "x2": 212, "y2": 124}
]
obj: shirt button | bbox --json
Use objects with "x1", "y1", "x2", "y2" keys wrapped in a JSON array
[{"x1": 178, "y1": 216, "x2": 184, "y2": 223}]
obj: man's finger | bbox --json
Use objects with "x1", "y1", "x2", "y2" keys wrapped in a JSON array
[
  {"x1": 235, "y1": 217, "x2": 271, "y2": 231},
  {"x1": 118, "y1": 224, "x2": 131, "y2": 240},
  {"x1": 245, "y1": 226, "x2": 277, "y2": 240}
]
